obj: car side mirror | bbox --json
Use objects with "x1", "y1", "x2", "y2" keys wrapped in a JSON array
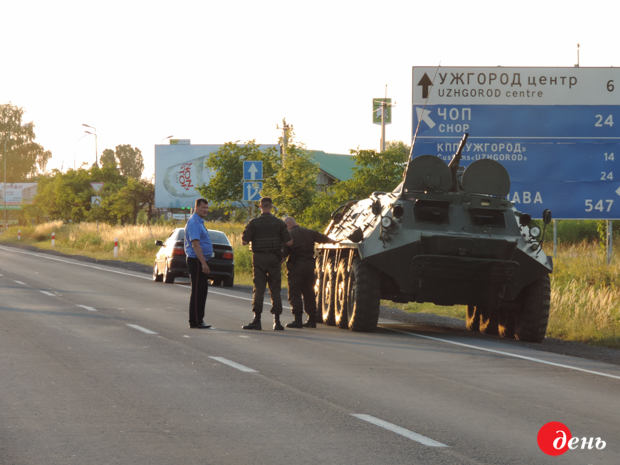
[{"x1": 155, "y1": 240, "x2": 164, "y2": 246}]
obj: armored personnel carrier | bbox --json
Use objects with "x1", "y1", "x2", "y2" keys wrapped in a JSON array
[{"x1": 316, "y1": 134, "x2": 553, "y2": 342}]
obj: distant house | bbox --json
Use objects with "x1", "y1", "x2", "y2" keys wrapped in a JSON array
[{"x1": 309, "y1": 151, "x2": 356, "y2": 189}]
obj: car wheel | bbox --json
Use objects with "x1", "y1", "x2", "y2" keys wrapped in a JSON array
[
  {"x1": 223, "y1": 271, "x2": 234, "y2": 288},
  {"x1": 163, "y1": 262, "x2": 175, "y2": 284},
  {"x1": 153, "y1": 262, "x2": 163, "y2": 282}
]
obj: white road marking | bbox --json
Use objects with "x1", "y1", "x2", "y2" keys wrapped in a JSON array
[
  {"x1": 0, "y1": 246, "x2": 147, "y2": 279},
  {"x1": 13, "y1": 280, "x2": 26, "y2": 285},
  {"x1": 351, "y1": 414, "x2": 448, "y2": 447},
  {"x1": 0, "y1": 245, "x2": 292, "y2": 308},
  {"x1": 39, "y1": 290, "x2": 55, "y2": 296},
  {"x1": 238, "y1": 335, "x2": 250, "y2": 338},
  {"x1": 126, "y1": 324, "x2": 158, "y2": 335},
  {"x1": 208, "y1": 356, "x2": 258, "y2": 373},
  {"x1": 385, "y1": 327, "x2": 620, "y2": 381},
  {"x1": 76, "y1": 304, "x2": 97, "y2": 312}
]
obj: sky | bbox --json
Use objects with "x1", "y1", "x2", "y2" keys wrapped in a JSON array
[{"x1": 2, "y1": 0, "x2": 619, "y2": 180}]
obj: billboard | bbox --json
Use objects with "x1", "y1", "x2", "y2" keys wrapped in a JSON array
[
  {"x1": 0, "y1": 183, "x2": 38, "y2": 210},
  {"x1": 154, "y1": 144, "x2": 278, "y2": 209}
]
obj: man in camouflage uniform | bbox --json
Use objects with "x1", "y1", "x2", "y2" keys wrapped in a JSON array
[
  {"x1": 283, "y1": 217, "x2": 336, "y2": 328},
  {"x1": 241, "y1": 197, "x2": 293, "y2": 331}
]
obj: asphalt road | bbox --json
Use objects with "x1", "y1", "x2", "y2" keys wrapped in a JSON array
[{"x1": 1, "y1": 244, "x2": 619, "y2": 465}]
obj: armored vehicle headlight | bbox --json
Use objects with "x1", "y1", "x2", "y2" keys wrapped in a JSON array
[
  {"x1": 530, "y1": 226, "x2": 541, "y2": 238},
  {"x1": 381, "y1": 216, "x2": 394, "y2": 228},
  {"x1": 392, "y1": 205, "x2": 404, "y2": 219}
]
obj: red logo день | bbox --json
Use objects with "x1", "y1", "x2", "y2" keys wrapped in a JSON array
[{"x1": 537, "y1": 421, "x2": 571, "y2": 456}]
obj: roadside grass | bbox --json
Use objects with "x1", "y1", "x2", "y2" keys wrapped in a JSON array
[
  {"x1": 0, "y1": 221, "x2": 276, "y2": 287},
  {"x1": 1, "y1": 224, "x2": 618, "y2": 348}
]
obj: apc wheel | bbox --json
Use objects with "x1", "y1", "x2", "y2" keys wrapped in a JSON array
[
  {"x1": 465, "y1": 306, "x2": 479, "y2": 332},
  {"x1": 314, "y1": 256, "x2": 324, "y2": 323},
  {"x1": 153, "y1": 262, "x2": 163, "y2": 282},
  {"x1": 163, "y1": 262, "x2": 175, "y2": 284},
  {"x1": 321, "y1": 258, "x2": 336, "y2": 326},
  {"x1": 514, "y1": 275, "x2": 551, "y2": 343},
  {"x1": 223, "y1": 271, "x2": 234, "y2": 288},
  {"x1": 478, "y1": 306, "x2": 499, "y2": 336},
  {"x1": 334, "y1": 260, "x2": 350, "y2": 329},
  {"x1": 346, "y1": 258, "x2": 381, "y2": 332}
]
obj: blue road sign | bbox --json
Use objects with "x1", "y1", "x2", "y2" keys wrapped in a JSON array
[
  {"x1": 243, "y1": 181, "x2": 263, "y2": 201},
  {"x1": 412, "y1": 67, "x2": 620, "y2": 219},
  {"x1": 243, "y1": 161, "x2": 263, "y2": 181}
]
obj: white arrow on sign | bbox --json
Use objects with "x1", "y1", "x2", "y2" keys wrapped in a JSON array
[
  {"x1": 416, "y1": 107, "x2": 436, "y2": 129},
  {"x1": 246, "y1": 182, "x2": 260, "y2": 200},
  {"x1": 616, "y1": 186, "x2": 620, "y2": 196},
  {"x1": 247, "y1": 163, "x2": 258, "y2": 180}
]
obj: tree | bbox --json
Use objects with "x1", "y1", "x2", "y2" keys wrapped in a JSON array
[
  {"x1": 262, "y1": 129, "x2": 319, "y2": 219},
  {"x1": 23, "y1": 163, "x2": 128, "y2": 224},
  {"x1": 0, "y1": 103, "x2": 51, "y2": 182},
  {"x1": 104, "y1": 177, "x2": 155, "y2": 225},
  {"x1": 197, "y1": 140, "x2": 280, "y2": 214},
  {"x1": 100, "y1": 149, "x2": 117, "y2": 170},
  {"x1": 100, "y1": 144, "x2": 144, "y2": 178},
  {"x1": 301, "y1": 141, "x2": 410, "y2": 230}
]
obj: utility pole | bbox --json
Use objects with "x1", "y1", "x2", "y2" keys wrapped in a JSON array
[
  {"x1": 277, "y1": 118, "x2": 293, "y2": 167},
  {"x1": 374, "y1": 85, "x2": 395, "y2": 152}
]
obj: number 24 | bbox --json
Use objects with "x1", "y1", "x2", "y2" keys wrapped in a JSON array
[{"x1": 595, "y1": 115, "x2": 614, "y2": 127}]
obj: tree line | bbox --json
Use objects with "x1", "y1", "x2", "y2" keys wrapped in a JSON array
[{"x1": 3, "y1": 102, "x2": 410, "y2": 229}]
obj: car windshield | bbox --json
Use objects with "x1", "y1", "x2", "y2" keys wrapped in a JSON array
[{"x1": 178, "y1": 228, "x2": 230, "y2": 245}]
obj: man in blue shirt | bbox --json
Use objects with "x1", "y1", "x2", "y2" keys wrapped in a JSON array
[{"x1": 184, "y1": 198, "x2": 214, "y2": 329}]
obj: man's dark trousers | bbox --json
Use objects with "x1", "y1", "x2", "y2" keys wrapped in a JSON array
[
  {"x1": 287, "y1": 258, "x2": 317, "y2": 317},
  {"x1": 252, "y1": 252, "x2": 283, "y2": 315},
  {"x1": 187, "y1": 256, "x2": 209, "y2": 326}
]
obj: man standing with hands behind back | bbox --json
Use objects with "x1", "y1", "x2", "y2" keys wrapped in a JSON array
[
  {"x1": 283, "y1": 217, "x2": 337, "y2": 328},
  {"x1": 185, "y1": 198, "x2": 213, "y2": 329},
  {"x1": 241, "y1": 197, "x2": 293, "y2": 331}
]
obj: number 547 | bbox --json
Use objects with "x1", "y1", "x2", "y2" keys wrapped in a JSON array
[{"x1": 585, "y1": 199, "x2": 613, "y2": 212}]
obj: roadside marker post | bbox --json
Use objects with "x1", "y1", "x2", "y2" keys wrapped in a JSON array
[
  {"x1": 18, "y1": 230, "x2": 20, "y2": 240},
  {"x1": 52, "y1": 232, "x2": 55, "y2": 247},
  {"x1": 114, "y1": 238, "x2": 118, "y2": 258}
]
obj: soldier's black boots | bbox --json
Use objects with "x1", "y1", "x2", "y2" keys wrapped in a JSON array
[
  {"x1": 242, "y1": 315, "x2": 262, "y2": 330},
  {"x1": 303, "y1": 314, "x2": 317, "y2": 328},
  {"x1": 286, "y1": 313, "x2": 304, "y2": 328},
  {"x1": 273, "y1": 314, "x2": 284, "y2": 331}
]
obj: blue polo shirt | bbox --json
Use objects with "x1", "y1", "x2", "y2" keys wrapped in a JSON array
[{"x1": 184, "y1": 213, "x2": 213, "y2": 259}]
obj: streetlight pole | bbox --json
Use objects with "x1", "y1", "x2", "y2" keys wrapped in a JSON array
[
  {"x1": 74, "y1": 133, "x2": 90, "y2": 170},
  {"x1": 82, "y1": 124, "x2": 98, "y2": 166},
  {"x1": 3, "y1": 123, "x2": 30, "y2": 229}
]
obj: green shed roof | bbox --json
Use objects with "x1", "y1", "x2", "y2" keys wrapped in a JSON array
[{"x1": 309, "y1": 150, "x2": 355, "y2": 182}]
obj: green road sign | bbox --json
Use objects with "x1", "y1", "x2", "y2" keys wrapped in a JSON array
[{"x1": 373, "y1": 98, "x2": 392, "y2": 125}]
